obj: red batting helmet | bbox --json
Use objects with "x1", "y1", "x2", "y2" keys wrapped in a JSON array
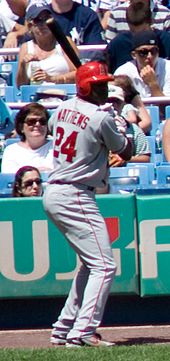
[{"x1": 76, "y1": 61, "x2": 114, "y2": 97}]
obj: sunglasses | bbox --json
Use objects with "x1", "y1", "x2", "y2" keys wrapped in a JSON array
[
  {"x1": 24, "y1": 117, "x2": 47, "y2": 126},
  {"x1": 22, "y1": 178, "x2": 42, "y2": 188},
  {"x1": 136, "y1": 47, "x2": 158, "y2": 58}
]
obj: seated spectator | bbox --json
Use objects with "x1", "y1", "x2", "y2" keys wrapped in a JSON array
[
  {"x1": 107, "y1": 84, "x2": 151, "y2": 166},
  {"x1": 106, "y1": 0, "x2": 170, "y2": 74},
  {"x1": 16, "y1": 7, "x2": 79, "y2": 87},
  {"x1": 12, "y1": 165, "x2": 43, "y2": 197},
  {"x1": 96, "y1": 82, "x2": 150, "y2": 194},
  {"x1": 1, "y1": 102, "x2": 53, "y2": 173},
  {"x1": 114, "y1": 30, "x2": 170, "y2": 98},
  {"x1": 6, "y1": 0, "x2": 106, "y2": 52},
  {"x1": 0, "y1": 13, "x2": 24, "y2": 49},
  {"x1": 112, "y1": 74, "x2": 151, "y2": 134},
  {"x1": 25, "y1": 1, "x2": 106, "y2": 46},
  {"x1": 105, "y1": 0, "x2": 170, "y2": 42}
]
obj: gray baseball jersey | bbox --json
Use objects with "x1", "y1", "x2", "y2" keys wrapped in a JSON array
[{"x1": 48, "y1": 96, "x2": 128, "y2": 188}]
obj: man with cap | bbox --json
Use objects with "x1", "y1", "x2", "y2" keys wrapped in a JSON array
[
  {"x1": 114, "y1": 29, "x2": 170, "y2": 98},
  {"x1": 106, "y1": 0, "x2": 170, "y2": 74}
]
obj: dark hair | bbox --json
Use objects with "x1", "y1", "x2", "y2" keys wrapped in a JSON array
[
  {"x1": 12, "y1": 165, "x2": 41, "y2": 197},
  {"x1": 126, "y1": 1, "x2": 151, "y2": 27},
  {"x1": 15, "y1": 102, "x2": 50, "y2": 141},
  {"x1": 113, "y1": 75, "x2": 139, "y2": 103}
]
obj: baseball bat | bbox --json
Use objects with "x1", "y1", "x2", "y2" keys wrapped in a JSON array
[{"x1": 46, "y1": 17, "x2": 82, "y2": 69}]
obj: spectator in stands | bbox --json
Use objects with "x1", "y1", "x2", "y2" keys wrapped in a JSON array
[
  {"x1": 106, "y1": 0, "x2": 170, "y2": 74},
  {"x1": 12, "y1": 165, "x2": 43, "y2": 197},
  {"x1": 162, "y1": 119, "x2": 170, "y2": 161},
  {"x1": 106, "y1": 84, "x2": 151, "y2": 166},
  {"x1": 1, "y1": 103, "x2": 54, "y2": 173},
  {"x1": 73, "y1": 0, "x2": 115, "y2": 30},
  {"x1": 96, "y1": 82, "x2": 150, "y2": 193},
  {"x1": 112, "y1": 75, "x2": 151, "y2": 134},
  {"x1": 114, "y1": 30, "x2": 170, "y2": 98},
  {"x1": 16, "y1": 7, "x2": 79, "y2": 87},
  {"x1": 0, "y1": 13, "x2": 24, "y2": 49},
  {"x1": 45, "y1": 0, "x2": 105, "y2": 45},
  {"x1": 105, "y1": 0, "x2": 170, "y2": 42}
]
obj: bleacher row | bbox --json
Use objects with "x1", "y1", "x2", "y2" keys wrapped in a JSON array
[{"x1": 1, "y1": 61, "x2": 170, "y2": 196}]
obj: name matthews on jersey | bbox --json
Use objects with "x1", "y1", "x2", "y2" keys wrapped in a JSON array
[{"x1": 58, "y1": 108, "x2": 90, "y2": 130}]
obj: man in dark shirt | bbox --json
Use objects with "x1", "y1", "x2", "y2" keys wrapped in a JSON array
[
  {"x1": 106, "y1": 0, "x2": 170, "y2": 73},
  {"x1": 26, "y1": 0, "x2": 106, "y2": 46}
]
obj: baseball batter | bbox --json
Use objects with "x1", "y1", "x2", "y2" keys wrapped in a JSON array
[{"x1": 43, "y1": 61, "x2": 132, "y2": 347}]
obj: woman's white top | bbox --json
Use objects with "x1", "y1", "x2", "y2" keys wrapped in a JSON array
[
  {"x1": 26, "y1": 40, "x2": 69, "y2": 85},
  {"x1": 1, "y1": 140, "x2": 54, "y2": 173}
]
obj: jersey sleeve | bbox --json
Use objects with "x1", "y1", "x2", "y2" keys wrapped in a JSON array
[{"x1": 99, "y1": 113, "x2": 128, "y2": 154}]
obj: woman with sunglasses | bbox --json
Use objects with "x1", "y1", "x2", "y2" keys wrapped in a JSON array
[
  {"x1": 16, "y1": 7, "x2": 79, "y2": 87},
  {"x1": 114, "y1": 30, "x2": 170, "y2": 99},
  {"x1": 12, "y1": 165, "x2": 43, "y2": 197},
  {"x1": 1, "y1": 102, "x2": 53, "y2": 173}
]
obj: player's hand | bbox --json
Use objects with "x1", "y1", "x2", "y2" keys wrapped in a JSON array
[
  {"x1": 109, "y1": 152, "x2": 126, "y2": 167},
  {"x1": 115, "y1": 116, "x2": 127, "y2": 134}
]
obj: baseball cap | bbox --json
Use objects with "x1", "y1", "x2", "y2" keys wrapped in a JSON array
[
  {"x1": 108, "y1": 84, "x2": 125, "y2": 102},
  {"x1": 131, "y1": 30, "x2": 159, "y2": 50},
  {"x1": 26, "y1": 4, "x2": 51, "y2": 21}
]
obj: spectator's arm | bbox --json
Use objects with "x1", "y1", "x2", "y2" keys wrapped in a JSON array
[
  {"x1": 16, "y1": 42, "x2": 30, "y2": 87},
  {"x1": 3, "y1": 23, "x2": 27, "y2": 49},
  {"x1": 131, "y1": 94, "x2": 152, "y2": 134},
  {"x1": 6, "y1": 0, "x2": 27, "y2": 17},
  {"x1": 162, "y1": 119, "x2": 170, "y2": 161}
]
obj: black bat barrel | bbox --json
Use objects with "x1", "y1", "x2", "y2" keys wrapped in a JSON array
[{"x1": 46, "y1": 17, "x2": 82, "y2": 69}]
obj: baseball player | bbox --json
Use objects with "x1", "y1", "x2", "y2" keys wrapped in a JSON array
[{"x1": 43, "y1": 61, "x2": 132, "y2": 347}]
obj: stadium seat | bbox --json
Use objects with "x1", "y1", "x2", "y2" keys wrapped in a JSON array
[
  {"x1": 146, "y1": 135, "x2": 156, "y2": 163},
  {"x1": 0, "y1": 173, "x2": 15, "y2": 197},
  {"x1": 20, "y1": 84, "x2": 76, "y2": 102},
  {"x1": 0, "y1": 98, "x2": 14, "y2": 137},
  {"x1": 165, "y1": 105, "x2": 170, "y2": 119},
  {"x1": 0, "y1": 61, "x2": 18, "y2": 86},
  {"x1": 156, "y1": 165, "x2": 170, "y2": 186},
  {"x1": 146, "y1": 105, "x2": 160, "y2": 136},
  {"x1": 109, "y1": 165, "x2": 151, "y2": 192},
  {"x1": 5, "y1": 85, "x2": 21, "y2": 102},
  {"x1": 4, "y1": 137, "x2": 20, "y2": 148},
  {"x1": 126, "y1": 162, "x2": 155, "y2": 184}
]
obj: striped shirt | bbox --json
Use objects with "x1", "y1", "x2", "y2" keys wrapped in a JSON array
[{"x1": 105, "y1": 1, "x2": 170, "y2": 41}]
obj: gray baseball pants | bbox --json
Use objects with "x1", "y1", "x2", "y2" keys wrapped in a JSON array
[{"x1": 43, "y1": 183, "x2": 116, "y2": 339}]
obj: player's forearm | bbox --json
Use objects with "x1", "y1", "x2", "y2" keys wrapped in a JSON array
[{"x1": 119, "y1": 137, "x2": 133, "y2": 161}]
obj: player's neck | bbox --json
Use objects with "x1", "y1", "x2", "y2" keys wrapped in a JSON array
[{"x1": 52, "y1": 0, "x2": 73, "y2": 14}]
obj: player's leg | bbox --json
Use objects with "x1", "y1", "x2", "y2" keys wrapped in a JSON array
[
  {"x1": 43, "y1": 184, "x2": 90, "y2": 342},
  {"x1": 43, "y1": 184, "x2": 116, "y2": 343},
  {"x1": 66, "y1": 208, "x2": 116, "y2": 340},
  {"x1": 51, "y1": 263, "x2": 89, "y2": 343}
]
